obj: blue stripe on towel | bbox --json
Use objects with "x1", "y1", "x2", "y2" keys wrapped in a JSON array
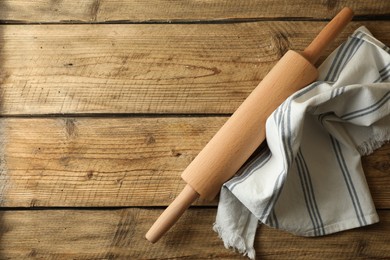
[
  {"x1": 228, "y1": 149, "x2": 271, "y2": 190},
  {"x1": 341, "y1": 91, "x2": 390, "y2": 120},
  {"x1": 296, "y1": 149, "x2": 325, "y2": 235},
  {"x1": 330, "y1": 136, "x2": 367, "y2": 226},
  {"x1": 329, "y1": 32, "x2": 365, "y2": 82}
]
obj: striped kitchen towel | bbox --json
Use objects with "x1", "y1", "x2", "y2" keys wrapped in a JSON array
[{"x1": 213, "y1": 26, "x2": 390, "y2": 259}]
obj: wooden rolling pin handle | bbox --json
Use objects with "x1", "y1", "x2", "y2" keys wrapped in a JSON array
[
  {"x1": 145, "y1": 184, "x2": 199, "y2": 243},
  {"x1": 146, "y1": 7, "x2": 354, "y2": 243},
  {"x1": 302, "y1": 7, "x2": 354, "y2": 64}
]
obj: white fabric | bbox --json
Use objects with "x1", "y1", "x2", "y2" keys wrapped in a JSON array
[{"x1": 214, "y1": 26, "x2": 390, "y2": 259}]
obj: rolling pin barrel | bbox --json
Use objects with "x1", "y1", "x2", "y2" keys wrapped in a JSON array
[
  {"x1": 146, "y1": 7, "x2": 354, "y2": 243},
  {"x1": 181, "y1": 50, "x2": 318, "y2": 200}
]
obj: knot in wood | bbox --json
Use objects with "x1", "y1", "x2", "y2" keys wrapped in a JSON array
[{"x1": 271, "y1": 31, "x2": 291, "y2": 59}]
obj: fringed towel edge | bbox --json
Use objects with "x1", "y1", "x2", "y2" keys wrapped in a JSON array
[
  {"x1": 213, "y1": 223, "x2": 256, "y2": 260},
  {"x1": 357, "y1": 128, "x2": 390, "y2": 156}
]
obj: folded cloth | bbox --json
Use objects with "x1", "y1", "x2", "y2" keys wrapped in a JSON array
[{"x1": 213, "y1": 26, "x2": 390, "y2": 259}]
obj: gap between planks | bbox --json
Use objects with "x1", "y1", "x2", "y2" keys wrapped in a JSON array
[{"x1": 2, "y1": 15, "x2": 390, "y2": 25}]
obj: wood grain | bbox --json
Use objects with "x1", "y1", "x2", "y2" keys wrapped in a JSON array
[
  {"x1": 0, "y1": 0, "x2": 389, "y2": 23},
  {"x1": 0, "y1": 208, "x2": 388, "y2": 259},
  {"x1": 0, "y1": 1, "x2": 388, "y2": 259},
  {"x1": 0, "y1": 22, "x2": 389, "y2": 115},
  {"x1": 0, "y1": 117, "x2": 222, "y2": 207},
  {"x1": 0, "y1": 117, "x2": 388, "y2": 208}
]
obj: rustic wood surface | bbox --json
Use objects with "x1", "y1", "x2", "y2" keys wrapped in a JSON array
[
  {"x1": 0, "y1": 22, "x2": 390, "y2": 115},
  {"x1": 0, "y1": 1, "x2": 389, "y2": 259},
  {"x1": 0, "y1": 117, "x2": 388, "y2": 209},
  {"x1": 0, "y1": 209, "x2": 389, "y2": 259}
]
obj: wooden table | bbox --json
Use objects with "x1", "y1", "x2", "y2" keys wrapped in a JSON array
[{"x1": 0, "y1": 1, "x2": 389, "y2": 259}]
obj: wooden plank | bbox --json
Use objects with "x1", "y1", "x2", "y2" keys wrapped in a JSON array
[
  {"x1": 362, "y1": 147, "x2": 390, "y2": 209},
  {"x1": 0, "y1": 22, "x2": 390, "y2": 115},
  {"x1": 0, "y1": 117, "x2": 222, "y2": 207},
  {"x1": 0, "y1": 208, "x2": 389, "y2": 259},
  {"x1": 0, "y1": 117, "x2": 388, "y2": 208},
  {"x1": 0, "y1": 0, "x2": 389, "y2": 23}
]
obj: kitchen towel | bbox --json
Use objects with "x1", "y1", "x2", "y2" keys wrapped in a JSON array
[{"x1": 214, "y1": 26, "x2": 390, "y2": 259}]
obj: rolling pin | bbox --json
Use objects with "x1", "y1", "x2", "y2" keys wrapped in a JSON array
[{"x1": 146, "y1": 7, "x2": 354, "y2": 243}]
